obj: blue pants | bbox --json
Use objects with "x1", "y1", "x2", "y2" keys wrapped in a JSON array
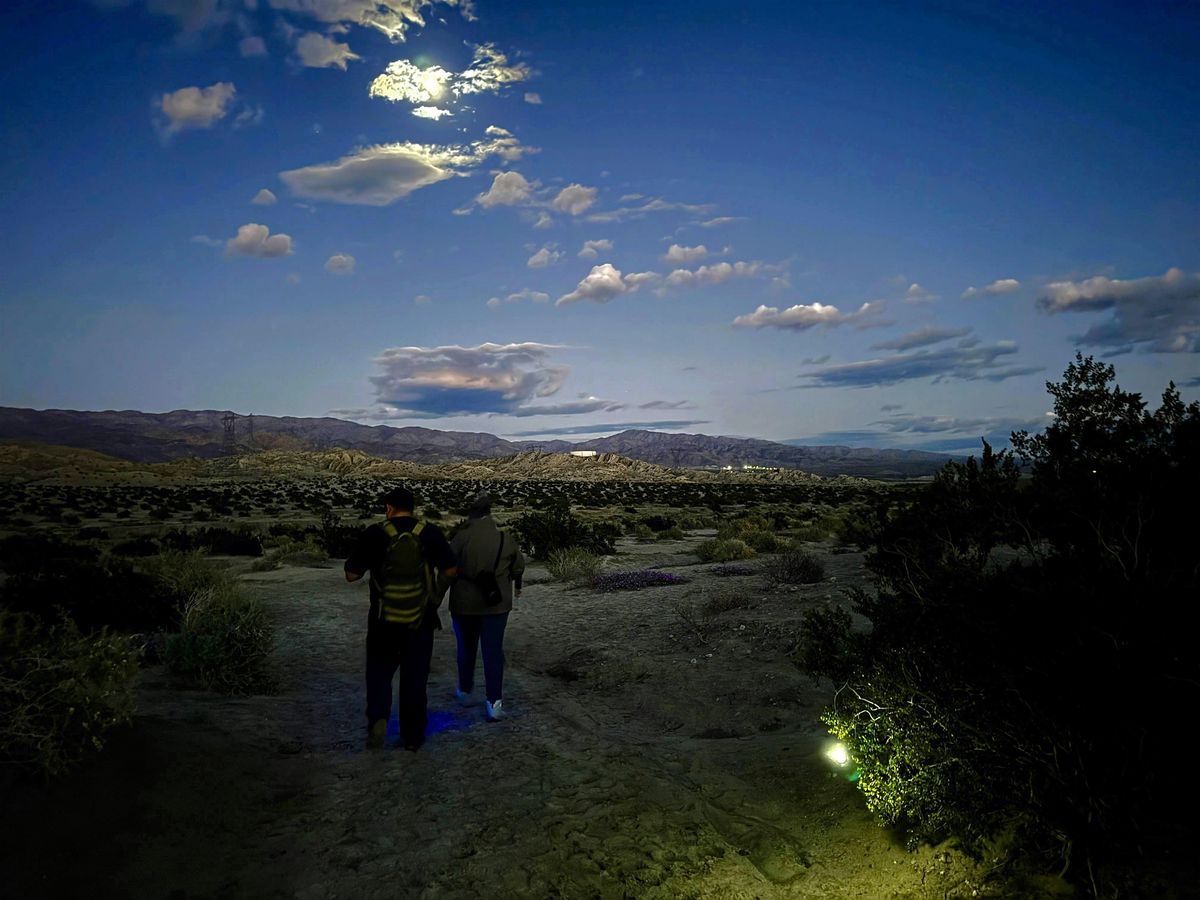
[
  {"x1": 365, "y1": 621, "x2": 434, "y2": 746},
  {"x1": 452, "y1": 612, "x2": 509, "y2": 703}
]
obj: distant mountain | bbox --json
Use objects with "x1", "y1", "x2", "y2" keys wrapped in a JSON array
[{"x1": 0, "y1": 407, "x2": 951, "y2": 479}]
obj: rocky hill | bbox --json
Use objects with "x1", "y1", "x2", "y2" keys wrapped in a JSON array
[{"x1": 0, "y1": 406, "x2": 952, "y2": 478}]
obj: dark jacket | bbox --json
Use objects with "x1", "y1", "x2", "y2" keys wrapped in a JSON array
[{"x1": 448, "y1": 516, "x2": 525, "y2": 616}]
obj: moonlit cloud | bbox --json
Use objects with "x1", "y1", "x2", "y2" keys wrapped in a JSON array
[
  {"x1": 368, "y1": 60, "x2": 453, "y2": 103},
  {"x1": 267, "y1": 0, "x2": 476, "y2": 43},
  {"x1": 697, "y1": 216, "x2": 745, "y2": 228},
  {"x1": 224, "y1": 223, "x2": 293, "y2": 258},
  {"x1": 586, "y1": 197, "x2": 717, "y2": 224},
  {"x1": 412, "y1": 106, "x2": 451, "y2": 119},
  {"x1": 578, "y1": 239, "x2": 612, "y2": 259},
  {"x1": 251, "y1": 188, "x2": 277, "y2": 205},
  {"x1": 295, "y1": 31, "x2": 360, "y2": 69},
  {"x1": 663, "y1": 244, "x2": 708, "y2": 265},
  {"x1": 962, "y1": 278, "x2": 1021, "y2": 299},
  {"x1": 370, "y1": 43, "x2": 530, "y2": 111},
  {"x1": 550, "y1": 183, "x2": 597, "y2": 215},
  {"x1": 239, "y1": 36, "x2": 267, "y2": 57},
  {"x1": 360, "y1": 342, "x2": 579, "y2": 417},
  {"x1": 280, "y1": 134, "x2": 531, "y2": 206},
  {"x1": 904, "y1": 282, "x2": 938, "y2": 303},
  {"x1": 556, "y1": 263, "x2": 658, "y2": 306},
  {"x1": 457, "y1": 43, "x2": 533, "y2": 95},
  {"x1": 476, "y1": 171, "x2": 534, "y2": 208},
  {"x1": 155, "y1": 82, "x2": 236, "y2": 138},
  {"x1": 527, "y1": 247, "x2": 563, "y2": 268},
  {"x1": 870, "y1": 325, "x2": 973, "y2": 351},
  {"x1": 325, "y1": 252, "x2": 355, "y2": 274},
  {"x1": 1038, "y1": 267, "x2": 1200, "y2": 353},
  {"x1": 488, "y1": 288, "x2": 549, "y2": 307},
  {"x1": 505, "y1": 419, "x2": 710, "y2": 437},
  {"x1": 524, "y1": 92, "x2": 542, "y2": 104},
  {"x1": 663, "y1": 260, "x2": 761, "y2": 290},
  {"x1": 796, "y1": 343, "x2": 1042, "y2": 387},
  {"x1": 733, "y1": 301, "x2": 873, "y2": 330}
]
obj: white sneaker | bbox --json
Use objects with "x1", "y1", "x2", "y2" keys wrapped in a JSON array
[
  {"x1": 485, "y1": 699, "x2": 504, "y2": 721},
  {"x1": 455, "y1": 688, "x2": 473, "y2": 706}
]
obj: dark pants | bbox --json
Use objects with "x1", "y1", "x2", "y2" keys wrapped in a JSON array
[
  {"x1": 452, "y1": 612, "x2": 509, "y2": 702},
  {"x1": 365, "y1": 621, "x2": 434, "y2": 746}
]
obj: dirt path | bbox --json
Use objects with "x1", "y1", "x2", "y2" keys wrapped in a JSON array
[{"x1": 3, "y1": 537, "x2": 1023, "y2": 898}]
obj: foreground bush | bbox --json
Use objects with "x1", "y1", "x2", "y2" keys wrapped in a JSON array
[
  {"x1": 796, "y1": 355, "x2": 1200, "y2": 891},
  {"x1": 696, "y1": 538, "x2": 755, "y2": 563},
  {"x1": 164, "y1": 585, "x2": 274, "y2": 694},
  {"x1": 546, "y1": 548, "x2": 603, "y2": 584},
  {"x1": 0, "y1": 610, "x2": 139, "y2": 778},
  {"x1": 510, "y1": 502, "x2": 617, "y2": 560},
  {"x1": 764, "y1": 548, "x2": 825, "y2": 584}
]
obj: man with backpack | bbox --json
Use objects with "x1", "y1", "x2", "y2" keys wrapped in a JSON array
[{"x1": 344, "y1": 486, "x2": 458, "y2": 751}]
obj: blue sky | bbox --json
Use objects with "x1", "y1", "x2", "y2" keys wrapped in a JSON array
[{"x1": 2, "y1": 0, "x2": 1197, "y2": 452}]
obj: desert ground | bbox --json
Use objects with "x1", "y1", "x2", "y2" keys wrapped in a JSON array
[{"x1": 2, "y1": 526, "x2": 1075, "y2": 899}]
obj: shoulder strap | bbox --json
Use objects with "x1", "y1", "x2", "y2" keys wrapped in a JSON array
[{"x1": 491, "y1": 532, "x2": 504, "y2": 573}]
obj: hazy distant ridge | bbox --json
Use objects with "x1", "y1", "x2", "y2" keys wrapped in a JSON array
[{"x1": 0, "y1": 407, "x2": 949, "y2": 478}]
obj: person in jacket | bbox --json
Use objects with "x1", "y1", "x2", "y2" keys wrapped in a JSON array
[
  {"x1": 448, "y1": 491, "x2": 525, "y2": 721},
  {"x1": 344, "y1": 486, "x2": 457, "y2": 751}
]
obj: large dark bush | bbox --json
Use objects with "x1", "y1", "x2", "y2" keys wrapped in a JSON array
[
  {"x1": 509, "y1": 501, "x2": 617, "y2": 560},
  {"x1": 796, "y1": 355, "x2": 1200, "y2": 890}
]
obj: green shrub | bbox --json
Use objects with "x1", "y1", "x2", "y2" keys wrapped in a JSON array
[
  {"x1": 743, "y1": 528, "x2": 783, "y2": 553},
  {"x1": 164, "y1": 586, "x2": 274, "y2": 694},
  {"x1": 632, "y1": 522, "x2": 655, "y2": 540},
  {"x1": 696, "y1": 538, "x2": 756, "y2": 563},
  {"x1": 546, "y1": 548, "x2": 603, "y2": 584},
  {"x1": 510, "y1": 502, "x2": 616, "y2": 560},
  {"x1": 0, "y1": 609, "x2": 139, "y2": 778},
  {"x1": 765, "y1": 548, "x2": 825, "y2": 584},
  {"x1": 656, "y1": 525, "x2": 686, "y2": 540}
]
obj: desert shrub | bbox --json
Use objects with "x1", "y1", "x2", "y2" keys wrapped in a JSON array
[
  {"x1": 255, "y1": 535, "x2": 327, "y2": 568},
  {"x1": 509, "y1": 502, "x2": 616, "y2": 560},
  {"x1": 139, "y1": 549, "x2": 234, "y2": 606},
  {"x1": 790, "y1": 521, "x2": 831, "y2": 542},
  {"x1": 318, "y1": 511, "x2": 359, "y2": 557},
  {"x1": 640, "y1": 514, "x2": 676, "y2": 531},
  {"x1": 592, "y1": 570, "x2": 688, "y2": 592},
  {"x1": 0, "y1": 609, "x2": 139, "y2": 779},
  {"x1": 163, "y1": 586, "x2": 273, "y2": 694},
  {"x1": 656, "y1": 525, "x2": 686, "y2": 540},
  {"x1": 795, "y1": 356, "x2": 1200, "y2": 891},
  {"x1": 631, "y1": 522, "x2": 655, "y2": 540},
  {"x1": 546, "y1": 548, "x2": 603, "y2": 584},
  {"x1": 765, "y1": 548, "x2": 825, "y2": 584},
  {"x1": 159, "y1": 526, "x2": 264, "y2": 556},
  {"x1": 695, "y1": 538, "x2": 755, "y2": 563},
  {"x1": 709, "y1": 563, "x2": 755, "y2": 577},
  {"x1": 743, "y1": 528, "x2": 783, "y2": 553},
  {"x1": 111, "y1": 536, "x2": 162, "y2": 557}
]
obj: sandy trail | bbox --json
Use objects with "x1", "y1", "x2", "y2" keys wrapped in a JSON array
[{"x1": 3, "y1": 537, "x2": 1001, "y2": 899}]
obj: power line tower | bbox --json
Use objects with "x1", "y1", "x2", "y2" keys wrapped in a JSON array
[
  {"x1": 222, "y1": 413, "x2": 237, "y2": 455},
  {"x1": 247, "y1": 414, "x2": 255, "y2": 446}
]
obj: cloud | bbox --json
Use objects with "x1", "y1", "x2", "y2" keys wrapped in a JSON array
[
  {"x1": 369, "y1": 42, "x2": 530, "y2": 108},
  {"x1": 556, "y1": 264, "x2": 658, "y2": 306},
  {"x1": 872, "y1": 413, "x2": 1048, "y2": 436},
  {"x1": 155, "y1": 82, "x2": 236, "y2": 138},
  {"x1": 1037, "y1": 267, "x2": 1200, "y2": 353},
  {"x1": 962, "y1": 278, "x2": 1021, "y2": 299},
  {"x1": 488, "y1": 288, "x2": 549, "y2": 308},
  {"x1": 280, "y1": 134, "x2": 531, "y2": 205},
  {"x1": 578, "y1": 239, "x2": 612, "y2": 260},
  {"x1": 412, "y1": 106, "x2": 451, "y2": 119},
  {"x1": 551, "y1": 183, "x2": 597, "y2": 216},
  {"x1": 476, "y1": 171, "x2": 534, "y2": 208},
  {"x1": 585, "y1": 197, "x2": 717, "y2": 224},
  {"x1": 224, "y1": 223, "x2": 293, "y2": 258},
  {"x1": 414, "y1": 294, "x2": 431, "y2": 304},
  {"x1": 325, "y1": 253, "x2": 355, "y2": 274},
  {"x1": 233, "y1": 105, "x2": 263, "y2": 128},
  {"x1": 295, "y1": 31, "x2": 360, "y2": 69},
  {"x1": 663, "y1": 260, "x2": 762, "y2": 291},
  {"x1": 903, "y1": 282, "x2": 938, "y2": 303},
  {"x1": 638, "y1": 400, "x2": 694, "y2": 410},
  {"x1": 191, "y1": 234, "x2": 222, "y2": 248},
  {"x1": 527, "y1": 247, "x2": 563, "y2": 268},
  {"x1": 663, "y1": 244, "x2": 708, "y2": 265},
  {"x1": 524, "y1": 92, "x2": 542, "y2": 104},
  {"x1": 239, "y1": 35, "x2": 267, "y2": 57},
  {"x1": 796, "y1": 343, "x2": 1042, "y2": 388},
  {"x1": 733, "y1": 301, "x2": 875, "y2": 330},
  {"x1": 457, "y1": 43, "x2": 533, "y2": 95},
  {"x1": 696, "y1": 216, "x2": 744, "y2": 228},
  {"x1": 368, "y1": 60, "x2": 453, "y2": 103},
  {"x1": 870, "y1": 325, "x2": 973, "y2": 351},
  {"x1": 361, "y1": 342, "x2": 577, "y2": 417},
  {"x1": 267, "y1": 0, "x2": 475, "y2": 43},
  {"x1": 505, "y1": 419, "x2": 710, "y2": 437},
  {"x1": 251, "y1": 188, "x2": 277, "y2": 205}
]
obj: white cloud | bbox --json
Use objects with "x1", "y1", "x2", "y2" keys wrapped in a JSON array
[
  {"x1": 1038, "y1": 267, "x2": 1200, "y2": 353},
  {"x1": 280, "y1": 135, "x2": 531, "y2": 206},
  {"x1": 663, "y1": 243, "x2": 708, "y2": 265},
  {"x1": 904, "y1": 283, "x2": 939, "y2": 303},
  {"x1": 267, "y1": 1, "x2": 475, "y2": 43},
  {"x1": 368, "y1": 60, "x2": 453, "y2": 103},
  {"x1": 585, "y1": 197, "x2": 716, "y2": 224},
  {"x1": 578, "y1": 239, "x2": 612, "y2": 260},
  {"x1": 550, "y1": 183, "x2": 597, "y2": 216},
  {"x1": 556, "y1": 263, "x2": 657, "y2": 306},
  {"x1": 533, "y1": 211, "x2": 553, "y2": 229},
  {"x1": 961, "y1": 278, "x2": 1021, "y2": 299},
  {"x1": 663, "y1": 260, "x2": 761, "y2": 290},
  {"x1": 251, "y1": 188, "x2": 277, "y2": 205},
  {"x1": 488, "y1": 288, "x2": 549, "y2": 307},
  {"x1": 476, "y1": 171, "x2": 534, "y2": 208},
  {"x1": 369, "y1": 42, "x2": 530, "y2": 110},
  {"x1": 224, "y1": 223, "x2": 293, "y2": 258},
  {"x1": 233, "y1": 105, "x2": 264, "y2": 128},
  {"x1": 295, "y1": 31, "x2": 360, "y2": 69},
  {"x1": 697, "y1": 216, "x2": 744, "y2": 228},
  {"x1": 457, "y1": 43, "x2": 533, "y2": 95},
  {"x1": 870, "y1": 326, "x2": 973, "y2": 351},
  {"x1": 732, "y1": 301, "x2": 877, "y2": 330},
  {"x1": 412, "y1": 106, "x2": 451, "y2": 119},
  {"x1": 325, "y1": 253, "x2": 356, "y2": 274},
  {"x1": 155, "y1": 82, "x2": 236, "y2": 138},
  {"x1": 190, "y1": 234, "x2": 222, "y2": 248},
  {"x1": 527, "y1": 247, "x2": 563, "y2": 268},
  {"x1": 524, "y1": 92, "x2": 542, "y2": 104},
  {"x1": 486, "y1": 297, "x2": 502, "y2": 309},
  {"x1": 414, "y1": 294, "x2": 432, "y2": 304},
  {"x1": 239, "y1": 36, "x2": 267, "y2": 57}
]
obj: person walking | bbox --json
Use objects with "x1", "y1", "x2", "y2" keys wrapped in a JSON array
[
  {"x1": 448, "y1": 492, "x2": 525, "y2": 721},
  {"x1": 344, "y1": 486, "x2": 457, "y2": 751}
]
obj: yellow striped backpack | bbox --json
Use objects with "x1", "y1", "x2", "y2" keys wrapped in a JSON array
[{"x1": 370, "y1": 520, "x2": 434, "y2": 627}]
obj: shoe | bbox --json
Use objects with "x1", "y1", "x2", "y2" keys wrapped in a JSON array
[
  {"x1": 485, "y1": 699, "x2": 504, "y2": 721},
  {"x1": 366, "y1": 719, "x2": 387, "y2": 749},
  {"x1": 455, "y1": 688, "x2": 474, "y2": 707}
]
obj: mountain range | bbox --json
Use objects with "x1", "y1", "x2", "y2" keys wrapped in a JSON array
[{"x1": 0, "y1": 407, "x2": 954, "y2": 479}]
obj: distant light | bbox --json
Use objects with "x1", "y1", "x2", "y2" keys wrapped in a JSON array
[{"x1": 826, "y1": 742, "x2": 850, "y2": 767}]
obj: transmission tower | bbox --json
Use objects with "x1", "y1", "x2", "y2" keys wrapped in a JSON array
[{"x1": 222, "y1": 413, "x2": 237, "y2": 455}]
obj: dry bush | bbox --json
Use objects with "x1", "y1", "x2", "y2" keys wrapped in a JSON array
[
  {"x1": 546, "y1": 547, "x2": 603, "y2": 585},
  {"x1": 696, "y1": 538, "x2": 756, "y2": 563},
  {"x1": 164, "y1": 586, "x2": 274, "y2": 695},
  {"x1": 765, "y1": 548, "x2": 826, "y2": 585}
]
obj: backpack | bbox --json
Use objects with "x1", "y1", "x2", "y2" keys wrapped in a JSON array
[
  {"x1": 371, "y1": 520, "x2": 434, "y2": 627},
  {"x1": 471, "y1": 533, "x2": 505, "y2": 607}
]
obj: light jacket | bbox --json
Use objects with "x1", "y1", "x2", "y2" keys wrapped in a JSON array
[{"x1": 448, "y1": 515, "x2": 526, "y2": 616}]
